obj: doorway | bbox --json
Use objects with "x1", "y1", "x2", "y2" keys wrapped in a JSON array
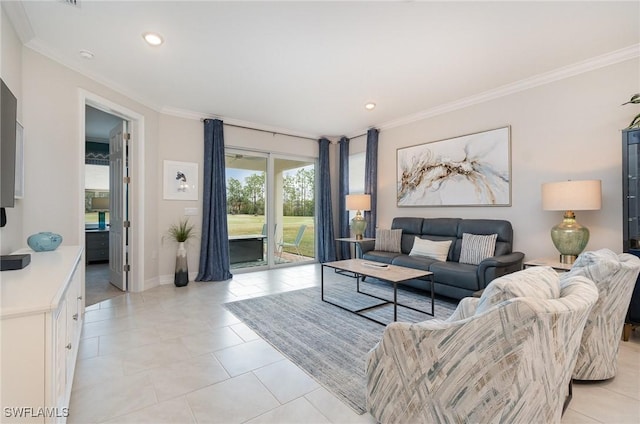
[
  {"x1": 81, "y1": 91, "x2": 145, "y2": 306},
  {"x1": 84, "y1": 106, "x2": 128, "y2": 306}
]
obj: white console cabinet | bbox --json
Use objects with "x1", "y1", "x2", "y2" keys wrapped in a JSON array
[{"x1": 1, "y1": 246, "x2": 84, "y2": 424}]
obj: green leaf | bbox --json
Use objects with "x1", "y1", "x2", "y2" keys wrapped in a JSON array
[
  {"x1": 628, "y1": 113, "x2": 640, "y2": 129},
  {"x1": 622, "y1": 93, "x2": 640, "y2": 106},
  {"x1": 166, "y1": 218, "x2": 196, "y2": 242}
]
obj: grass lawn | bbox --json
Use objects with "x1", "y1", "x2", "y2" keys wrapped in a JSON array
[
  {"x1": 227, "y1": 214, "x2": 315, "y2": 258},
  {"x1": 85, "y1": 212, "x2": 110, "y2": 226}
]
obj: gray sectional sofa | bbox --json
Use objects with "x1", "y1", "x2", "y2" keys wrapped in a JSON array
[{"x1": 360, "y1": 217, "x2": 525, "y2": 300}]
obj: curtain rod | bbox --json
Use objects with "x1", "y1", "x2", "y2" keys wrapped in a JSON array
[
  {"x1": 200, "y1": 118, "x2": 318, "y2": 141},
  {"x1": 349, "y1": 133, "x2": 367, "y2": 140}
]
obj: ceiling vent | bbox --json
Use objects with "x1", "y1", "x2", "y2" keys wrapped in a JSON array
[{"x1": 60, "y1": 0, "x2": 80, "y2": 7}]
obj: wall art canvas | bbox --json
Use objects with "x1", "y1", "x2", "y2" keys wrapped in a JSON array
[
  {"x1": 397, "y1": 126, "x2": 511, "y2": 207},
  {"x1": 163, "y1": 160, "x2": 198, "y2": 200}
]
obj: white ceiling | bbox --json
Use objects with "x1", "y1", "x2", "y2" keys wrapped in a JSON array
[{"x1": 5, "y1": 1, "x2": 640, "y2": 138}]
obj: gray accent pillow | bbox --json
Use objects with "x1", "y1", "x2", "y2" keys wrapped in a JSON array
[
  {"x1": 459, "y1": 233, "x2": 498, "y2": 265},
  {"x1": 374, "y1": 228, "x2": 402, "y2": 253}
]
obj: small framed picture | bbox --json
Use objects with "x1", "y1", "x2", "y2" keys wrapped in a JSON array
[{"x1": 163, "y1": 160, "x2": 198, "y2": 201}]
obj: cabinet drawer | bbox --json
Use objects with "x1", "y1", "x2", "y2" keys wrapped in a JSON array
[
  {"x1": 86, "y1": 233, "x2": 109, "y2": 248},
  {"x1": 86, "y1": 248, "x2": 109, "y2": 262}
]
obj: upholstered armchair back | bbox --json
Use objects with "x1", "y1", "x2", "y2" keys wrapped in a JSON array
[
  {"x1": 365, "y1": 269, "x2": 598, "y2": 424},
  {"x1": 563, "y1": 249, "x2": 640, "y2": 380}
]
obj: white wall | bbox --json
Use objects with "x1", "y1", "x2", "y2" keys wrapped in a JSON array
[
  {"x1": 19, "y1": 48, "x2": 160, "y2": 288},
  {"x1": 376, "y1": 58, "x2": 640, "y2": 259},
  {"x1": 155, "y1": 116, "x2": 319, "y2": 281},
  {"x1": 0, "y1": 9, "x2": 23, "y2": 254}
]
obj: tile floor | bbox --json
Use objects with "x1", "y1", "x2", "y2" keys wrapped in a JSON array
[
  {"x1": 85, "y1": 262, "x2": 125, "y2": 307},
  {"x1": 71, "y1": 264, "x2": 640, "y2": 423}
]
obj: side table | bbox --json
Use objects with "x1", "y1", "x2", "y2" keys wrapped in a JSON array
[
  {"x1": 524, "y1": 258, "x2": 572, "y2": 273},
  {"x1": 335, "y1": 237, "x2": 376, "y2": 259}
]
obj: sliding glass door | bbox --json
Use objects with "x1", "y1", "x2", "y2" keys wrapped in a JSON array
[
  {"x1": 274, "y1": 157, "x2": 315, "y2": 265},
  {"x1": 225, "y1": 150, "x2": 315, "y2": 270}
]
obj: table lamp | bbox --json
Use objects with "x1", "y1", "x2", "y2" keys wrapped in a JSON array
[
  {"x1": 346, "y1": 194, "x2": 371, "y2": 240},
  {"x1": 542, "y1": 180, "x2": 601, "y2": 264},
  {"x1": 91, "y1": 196, "x2": 109, "y2": 230}
]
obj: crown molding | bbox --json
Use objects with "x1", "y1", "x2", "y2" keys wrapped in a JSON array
[
  {"x1": 372, "y1": 43, "x2": 640, "y2": 134},
  {"x1": 24, "y1": 39, "x2": 164, "y2": 114},
  {"x1": 2, "y1": 1, "x2": 35, "y2": 44}
]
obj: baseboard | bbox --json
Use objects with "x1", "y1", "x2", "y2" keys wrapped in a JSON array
[
  {"x1": 142, "y1": 276, "x2": 160, "y2": 291},
  {"x1": 159, "y1": 271, "x2": 199, "y2": 285}
]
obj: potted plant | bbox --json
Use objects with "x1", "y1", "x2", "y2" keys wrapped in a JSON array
[{"x1": 166, "y1": 218, "x2": 196, "y2": 287}]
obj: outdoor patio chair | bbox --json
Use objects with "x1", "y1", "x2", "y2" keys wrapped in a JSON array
[{"x1": 278, "y1": 224, "x2": 306, "y2": 258}]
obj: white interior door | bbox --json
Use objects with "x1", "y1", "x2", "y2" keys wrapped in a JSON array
[{"x1": 109, "y1": 122, "x2": 127, "y2": 290}]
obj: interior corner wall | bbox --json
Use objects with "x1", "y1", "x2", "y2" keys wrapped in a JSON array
[
  {"x1": 377, "y1": 58, "x2": 640, "y2": 259},
  {"x1": 19, "y1": 48, "x2": 160, "y2": 286},
  {"x1": 0, "y1": 9, "x2": 23, "y2": 254},
  {"x1": 155, "y1": 116, "x2": 319, "y2": 281}
]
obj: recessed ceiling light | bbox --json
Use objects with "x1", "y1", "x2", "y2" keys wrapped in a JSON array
[
  {"x1": 79, "y1": 50, "x2": 94, "y2": 60},
  {"x1": 365, "y1": 103, "x2": 376, "y2": 110},
  {"x1": 143, "y1": 32, "x2": 164, "y2": 46}
]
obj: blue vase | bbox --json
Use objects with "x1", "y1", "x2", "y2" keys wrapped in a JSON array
[{"x1": 27, "y1": 232, "x2": 63, "y2": 252}]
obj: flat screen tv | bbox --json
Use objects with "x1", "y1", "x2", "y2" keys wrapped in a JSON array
[{"x1": 1, "y1": 78, "x2": 17, "y2": 227}]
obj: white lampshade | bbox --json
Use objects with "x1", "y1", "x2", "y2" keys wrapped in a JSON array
[
  {"x1": 346, "y1": 194, "x2": 371, "y2": 211},
  {"x1": 91, "y1": 196, "x2": 110, "y2": 211},
  {"x1": 541, "y1": 180, "x2": 602, "y2": 211}
]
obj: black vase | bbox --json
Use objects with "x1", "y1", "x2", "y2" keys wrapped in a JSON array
[{"x1": 174, "y1": 242, "x2": 189, "y2": 287}]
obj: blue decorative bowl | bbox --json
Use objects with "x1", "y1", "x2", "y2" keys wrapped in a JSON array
[{"x1": 27, "y1": 232, "x2": 63, "y2": 252}]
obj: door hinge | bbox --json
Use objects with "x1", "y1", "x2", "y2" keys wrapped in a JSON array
[
  {"x1": 124, "y1": 132, "x2": 131, "y2": 141},
  {"x1": 124, "y1": 264, "x2": 130, "y2": 272},
  {"x1": 123, "y1": 176, "x2": 131, "y2": 184},
  {"x1": 124, "y1": 221, "x2": 131, "y2": 228}
]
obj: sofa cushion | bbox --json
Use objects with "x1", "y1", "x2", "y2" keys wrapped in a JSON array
[
  {"x1": 475, "y1": 266, "x2": 561, "y2": 315},
  {"x1": 362, "y1": 250, "x2": 400, "y2": 264},
  {"x1": 374, "y1": 228, "x2": 402, "y2": 253},
  {"x1": 409, "y1": 237, "x2": 452, "y2": 262},
  {"x1": 459, "y1": 233, "x2": 498, "y2": 265},
  {"x1": 391, "y1": 254, "x2": 438, "y2": 272},
  {"x1": 428, "y1": 261, "x2": 480, "y2": 291}
]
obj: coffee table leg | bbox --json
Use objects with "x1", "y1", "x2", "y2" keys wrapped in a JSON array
[
  {"x1": 394, "y1": 283, "x2": 398, "y2": 321},
  {"x1": 431, "y1": 275, "x2": 435, "y2": 316},
  {"x1": 321, "y1": 265, "x2": 324, "y2": 301}
]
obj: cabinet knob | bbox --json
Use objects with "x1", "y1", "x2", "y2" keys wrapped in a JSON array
[
  {"x1": 66, "y1": 343, "x2": 72, "y2": 350},
  {"x1": 77, "y1": 296, "x2": 83, "y2": 300},
  {"x1": 73, "y1": 313, "x2": 78, "y2": 321}
]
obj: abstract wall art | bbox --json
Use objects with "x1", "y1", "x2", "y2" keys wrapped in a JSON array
[{"x1": 397, "y1": 126, "x2": 511, "y2": 207}]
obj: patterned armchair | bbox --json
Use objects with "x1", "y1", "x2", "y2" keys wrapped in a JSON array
[
  {"x1": 563, "y1": 249, "x2": 640, "y2": 380},
  {"x1": 365, "y1": 266, "x2": 598, "y2": 424}
]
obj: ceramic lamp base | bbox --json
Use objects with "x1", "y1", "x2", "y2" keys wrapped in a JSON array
[
  {"x1": 351, "y1": 215, "x2": 367, "y2": 240},
  {"x1": 551, "y1": 211, "x2": 589, "y2": 265}
]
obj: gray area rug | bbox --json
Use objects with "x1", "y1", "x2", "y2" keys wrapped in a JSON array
[{"x1": 224, "y1": 277, "x2": 458, "y2": 414}]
